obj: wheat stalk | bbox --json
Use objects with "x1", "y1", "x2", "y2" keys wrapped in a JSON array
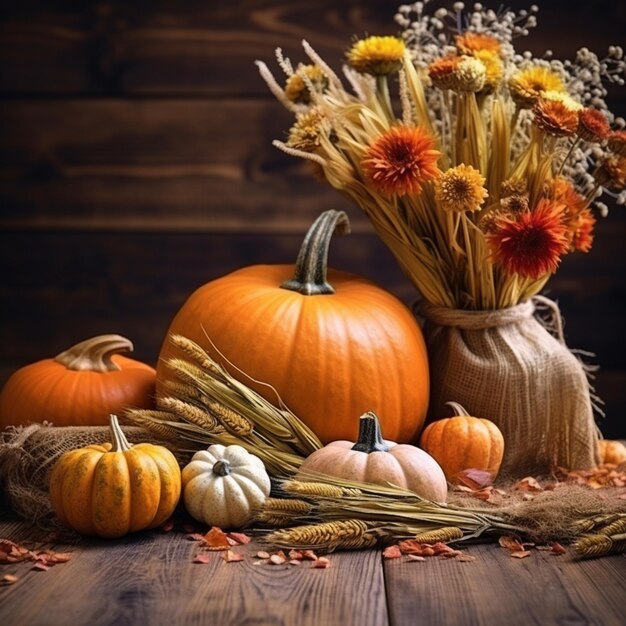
[{"x1": 267, "y1": 520, "x2": 376, "y2": 551}]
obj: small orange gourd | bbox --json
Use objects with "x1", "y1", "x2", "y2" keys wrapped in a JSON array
[
  {"x1": 156, "y1": 210, "x2": 429, "y2": 444},
  {"x1": 419, "y1": 402, "x2": 505, "y2": 482},
  {"x1": 298, "y1": 411, "x2": 448, "y2": 502},
  {"x1": 49, "y1": 415, "x2": 181, "y2": 538},
  {"x1": 0, "y1": 335, "x2": 156, "y2": 427},
  {"x1": 598, "y1": 439, "x2": 626, "y2": 465}
]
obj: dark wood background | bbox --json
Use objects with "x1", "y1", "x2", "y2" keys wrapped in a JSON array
[{"x1": 1, "y1": 0, "x2": 625, "y2": 437}]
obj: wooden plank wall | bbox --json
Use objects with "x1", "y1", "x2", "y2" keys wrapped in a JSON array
[{"x1": 1, "y1": 0, "x2": 625, "y2": 437}]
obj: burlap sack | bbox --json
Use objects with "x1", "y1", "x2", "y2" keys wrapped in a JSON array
[{"x1": 418, "y1": 296, "x2": 600, "y2": 477}]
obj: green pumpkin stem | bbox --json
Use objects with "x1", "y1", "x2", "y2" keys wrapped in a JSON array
[
  {"x1": 109, "y1": 414, "x2": 132, "y2": 452},
  {"x1": 351, "y1": 412, "x2": 390, "y2": 453},
  {"x1": 54, "y1": 334, "x2": 134, "y2": 372},
  {"x1": 281, "y1": 209, "x2": 351, "y2": 296},
  {"x1": 213, "y1": 460, "x2": 232, "y2": 476}
]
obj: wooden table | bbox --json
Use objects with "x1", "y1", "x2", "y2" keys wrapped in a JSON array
[{"x1": 1, "y1": 516, "x2": 624, "y2": 626}]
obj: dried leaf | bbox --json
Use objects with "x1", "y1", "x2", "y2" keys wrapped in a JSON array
[
  {"x1": 1, "y1": 574, "x2": 18, "y2": 585},
  {"x1": 456, "y1": 554, "x2": 477, "y2": 562},
  {"x1": 455, "y1": 469, "x2": 494, "y2": 490},
  {"x1": 514, "y1": 477, "x2": 543, "y2": 492},
  {"x1": 221, "y1": 550, "x2": 245, "y2": 563},
  {"x1": 383, "y1": 545, "x2": 403, "y2": 559},
  {"x1": 398, "y1": 539, "x2": 424, "y2": 555},
  {"x1": 269, "y1": 554, "x2": 287, "y2": 565},
  {"x1": 406, "y1": 554, "x2": 426, "y2": 562},
  {"x1": 311, "y1": 557, "x2": 331, "y2": 569},
  {"x1": 510, "y1": 550, "x2": 532, "y2": 559},
  {"x1": 499, "y1": 536, "x2": 524, "y2": 552},
  {"x1": 301, "y1": 549, "x2": 318, "y2": 561},
  {"x1": 255, "y1": 551, "x2": 271, "y2": 559},
  {"x1": 289, "y1": 560, "x2": 302, "y2": 566},
  {"x1": 32, "y1": 561, "x2": 51, "y2": 571},
  {"x1": 44, "y1": 551, "x2": 72, "y2": 564},
  {"x1": 203, "y1": 527, "x2": 230, "y2": 551},
  {"x1": 288, "y1": 549, "x2": 304, "y2": 561},
  {"x1": 550, "y1": 543, "x2": 567, "y2": 555},
  {"x1": 228, "y1": 532, "x2": 252, "y2": 545},
  {"x1": 193, "y1": 553, "x2": 212, "y2": 564}
]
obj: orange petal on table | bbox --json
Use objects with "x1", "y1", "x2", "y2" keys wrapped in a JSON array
[
  {"x1": 1, "y1": 574, "x2": 19, "y2": 585},
  {"x1": 269, "y1": 554, "x2": 287, "y2": 565},
  {"x1": 311, "y1": 557, "x2": 331, "y2": 568},
  {"x1": 550, "y1": 543, "x2": 567, "y2": 555},
  {"x1": 203, "y1": 527, "x2": 231, "y2": 550},
  {"x1": 406, "y1": 554, "x2": 426, "y2": 562},
  {"x1": 255, "y1": 551, "x2": 271, "y2": 559},
  {"x1": 510, "y1": 550, "x2": 532, "y2": 559},
  {"x1": 301, "y1": 550, "x2": 318, "y2": 561},
  {"x1": 228, "y1": 532, "x2": 252, "y2": 545},
  {"x1": 499, "y1": 536, "x2": 525, "y2": 552},
  {"x1": 456, "y1": 554, "x2": 477, "y2": 562},
  {"x1": 383, "y1": 545, "x2": 402, "y2": 559},
  {"x1": 221, "y1": 550, "x2": 245, "y2": 563}
]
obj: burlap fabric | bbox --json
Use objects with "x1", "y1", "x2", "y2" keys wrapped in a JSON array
[
  {"x1": 419, "y1": 296, "x2": 600, "y2": 477},
  {"x1": 0, "y1": 424, "x2": 177, "y2": 527}
]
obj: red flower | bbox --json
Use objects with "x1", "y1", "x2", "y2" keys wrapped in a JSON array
[
  {"x1": 361, "y1": 126, "x2": 441, "y2": 196},
  {"x1": 488, "y1": 199, "x2": 569, "y2": 279}
]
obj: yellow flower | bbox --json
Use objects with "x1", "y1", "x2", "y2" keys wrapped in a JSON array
[
  {"x1": 509, "y1": 66, "x2": 566, "y2": 108},
  {"x1": 541, "y1": 90, "x2": 583, "y2": 112},
  {"x1": 473, "y1": 49, "x2": 503, "y2": 93},
  {"x1": 362, "y1": 126, "x2": 441, "y2": 197},
  {"x1": 455, "y1": 32, "x2": 502, "y2": 56},
  {"x1": 346, "y1": 36, "x2": 405, "y2": 76},
  {"x1": 287, "y1": 108, "x2": 327, "y2": 152},
  {"x1": 284, "y1": 65, "x2": 328, "y2": 104},
  {"x1": 435, "y1": 164, "x2": 488, "y2": 212}
]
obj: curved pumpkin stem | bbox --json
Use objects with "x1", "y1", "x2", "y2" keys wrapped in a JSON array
[
  {"x1": 351, "y1": 412, "x2": 390, "y2": 453},
  {"x1": 213, "y1": 460, "x2": 232, "y2": 476},
  {"x1": 445, "y1": 401, "x2": 470, "y2": 417},
  {"x1": 109, "y1": 414, "x2": 133, "y2": 452},
  {"x1": 281, "y1": 209, "x2": 351, "y2": 296},
  {"x1": 54, "y1": 335, "x2": 133, "y2": 372}
]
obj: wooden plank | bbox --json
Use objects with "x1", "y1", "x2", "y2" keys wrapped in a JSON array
[
  {"x1": 1, "y1": 1, "x2": 625, "y2": 96},
  {"x1": 384, "y1": 542, "x2": 626, "y2": 626},
  {"x1": 0, "y1": 521, "x2": 387, "y2": 626},
  {"x1": 0, "y1": 98, "x2": 362, "y2": 232}
]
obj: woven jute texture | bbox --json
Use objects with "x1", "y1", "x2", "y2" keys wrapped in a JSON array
[
  {"x1": 419, "y1": 297, "x2": 599, "y2": 477},
  {"x1": 0, "y1": 423, "x2": 176, "y2": 527}
]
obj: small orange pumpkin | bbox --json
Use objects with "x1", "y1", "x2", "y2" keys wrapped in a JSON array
[
  {"x1": 598, "y1": 439, "x2": 626, "y2": 465},
  {"x1": 49, "y1": 415, "x2": 181, "y2": 538},
  {"x1": 298, "y1": 411, "x2": 447, "y2": 502},
  {"x1": 0, "y1": 335, "x2": 156, "y2": 427},
  {"x1": 419, "y1": 402, "x2": 505, "y2": 482},
  {"x1": 157, "y1": 210, "x2": 429, "y2": 444}
]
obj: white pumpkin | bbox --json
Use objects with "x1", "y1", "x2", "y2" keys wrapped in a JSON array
[{"x1": 182, "y1": 444, "x2": 271, "y2": 529}]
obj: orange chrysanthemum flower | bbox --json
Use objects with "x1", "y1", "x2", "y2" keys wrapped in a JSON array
[
  {"x1": 533, "y1": 97, "x2": 579, "y2": 137},
  {"x1": 608, "y1": 130, "x2": 626, "y2": 157},
  {"x1": 428, "y1": 56, "x2": 463, "y2": 90},
  {"x1": 435, "y1": 164, "x2": 487, "y2": 212},
  {"x1": 552, "y1": 177, "x2": 588, "y2": 249},
  {"x1": 571, "y1": 208, "x2": 596, "y2": 253},
  {"x1": 595, "y1": 154, "x2": 626, "y2": 190},
  {"x1": 578, "y1": 108, "x2": 610, "y2": 143},
  {"x1": 455, "y1": 32, "x2": 502, "y2": 56},
  {"x1": 362, "y1": 126, "x2": 441, "y2": 197},
  {"x1": 487, "y1": 199, "x2": 569, "y2": 279}
]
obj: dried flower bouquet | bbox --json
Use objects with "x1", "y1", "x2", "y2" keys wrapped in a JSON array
[
  {"x1": 257, "y1": 1, "x2": 626, "y2": 474},
  {"x1": 257, "y1": 1, "x2": 625, "y2": 310}
]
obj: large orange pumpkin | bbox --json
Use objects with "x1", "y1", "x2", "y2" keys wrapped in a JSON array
[
  {"x1": 0, "y1": 335, "x2": 156, "y2": 427},
  {"x1": 157, "y1": 210, "x2": 429, "y2": 444}
]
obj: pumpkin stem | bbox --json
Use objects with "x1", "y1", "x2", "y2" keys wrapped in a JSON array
[
  {"x1": 109, "y1": 414, "x2": 132, "y2": 452},
  {"x1": 351, "y1": 412, "x2": 390, "y2": 453},
  {"x1": 213, "y1": 460, "x2": 232, "y2": 476},
  {"x1": 54, "y1": 334, "x2": 134, "y2": 372},
  {"x1": 281, "y1": 209, "x2": 351, "y2": 296},
  {"x1": 445, "y1": 401, "x2": 470, "y2": 417}
]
